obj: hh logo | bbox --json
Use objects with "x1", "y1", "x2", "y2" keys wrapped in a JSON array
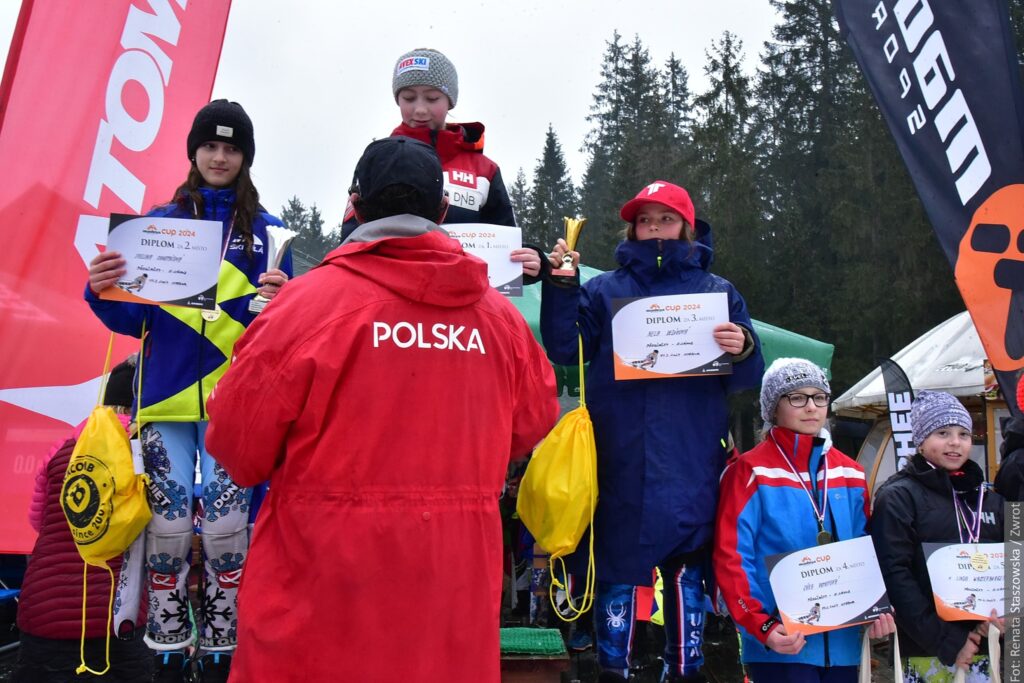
[
  {"x1": 956, "y1": 184, "x2": 1024, "y2": 370},
  {"x1": 448, "y1": 170, "x2": 477, "y2": 188}
]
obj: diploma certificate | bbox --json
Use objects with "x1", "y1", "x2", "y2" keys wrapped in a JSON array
[
  {"x1": 99, "y1": 214, "x2": 222, "y2": 310},
  {"x1": 611, "y1": 293, "x2": 731, "y2": 380},
  {"x1": 444, "y1": 223, "x2": 523, "y2": 297},
  {"x1": 924, "y1": 542, "x2": 1004, "y2": 620},
  {"x1": 767, "y1": 536, "x2": 893, "y2": 635}
]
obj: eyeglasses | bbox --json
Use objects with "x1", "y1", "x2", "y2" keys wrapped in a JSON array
[{"x1": 783, "y1": 392, "x2": 830, "y2": 408}]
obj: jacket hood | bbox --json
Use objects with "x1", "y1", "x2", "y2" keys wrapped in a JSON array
[
  {"x1": 392, "y1": 122, "x2": 486, "y2": 163},
  {"x1": 694, "y1": 219, "x2": 713, "y2": 267},
  {"x1": 614, "y1": 229, "x2": 714, "y2": 279},
  {"x1": 322, "y1": 215, "x2": 490, "y2": 308}
]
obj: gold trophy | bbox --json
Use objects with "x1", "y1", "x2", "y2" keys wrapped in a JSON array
[
  {"x1": 551, "y1": 216, "x2": 586, "y2": 278},
  {"x1": 248, "y1": 226, "x2": 298, "y2": 314}
]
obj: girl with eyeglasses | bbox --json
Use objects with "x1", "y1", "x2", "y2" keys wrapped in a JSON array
[{"x1": 714, "y1": 358, "x2": 895, "y2": 682}]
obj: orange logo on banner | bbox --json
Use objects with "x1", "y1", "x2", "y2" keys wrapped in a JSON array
[{"x1": 956, "y1": 184, "x2": 1024, "y2": 371}]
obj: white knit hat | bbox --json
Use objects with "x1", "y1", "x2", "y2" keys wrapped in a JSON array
[{"x1": 759, "y1": 357, "x2": 831, "y2": 425}]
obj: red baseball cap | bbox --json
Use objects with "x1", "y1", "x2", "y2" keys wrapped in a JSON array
[{"x1": 619, "y1": 181, "x2": 695, "y2": 227}]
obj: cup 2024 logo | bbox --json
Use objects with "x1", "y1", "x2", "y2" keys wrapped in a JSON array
[
  {"x1": 61, "y1": 456, "x2": 115, "y2": 545},
  {"x1": 956, "y1": 184, "x2": 1024, "y2": 371}
]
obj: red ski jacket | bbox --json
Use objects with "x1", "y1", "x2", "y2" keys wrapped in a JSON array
[
  {"x1": 341, "y1": 121, "x2": 516, "y2": 240},
  {"x1": 206, "y1": 219, "x2": 558, "y2": 681}
]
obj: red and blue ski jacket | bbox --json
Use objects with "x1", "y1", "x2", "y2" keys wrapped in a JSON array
[{"x1": 714, "y1": 427, "x2": 869, "y2": 667}]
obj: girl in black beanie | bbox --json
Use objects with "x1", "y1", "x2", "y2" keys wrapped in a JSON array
[{"x1": 83, "y1": 100, "x2": 291, "y2": 683}]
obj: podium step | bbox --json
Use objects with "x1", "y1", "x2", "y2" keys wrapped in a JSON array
[{"x1": 500, "y1": 628, "x2": 569, "y2": 682}]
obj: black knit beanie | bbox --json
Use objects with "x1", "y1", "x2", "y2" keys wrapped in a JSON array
[{"x1": 186, "y1": 99, "x2": 255, "y2": 166}]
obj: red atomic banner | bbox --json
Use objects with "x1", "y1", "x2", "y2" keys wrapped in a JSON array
[{"x1": 0, "y1": 0, "x2": 232, "y2": 553}]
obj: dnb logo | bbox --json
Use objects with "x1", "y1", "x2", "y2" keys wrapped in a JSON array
[
  {"x1": 61, "y1": 455, "x2": 114, "y2": 545},
  {"x1": 957, "y1": 184, "x2": 1024, "y2": 371}
]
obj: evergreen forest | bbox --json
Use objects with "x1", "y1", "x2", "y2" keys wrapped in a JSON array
[{"x1": 279, "y1": 0, "x2": 1024, "y2": 394}]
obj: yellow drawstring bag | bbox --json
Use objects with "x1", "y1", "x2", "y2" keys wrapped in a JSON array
[
  {"x1": 516, "y1": 336, "x2": 597, "y2": 620},
  {"x1": 61, "y1": 333, "x2": 151, "y2": 675}
]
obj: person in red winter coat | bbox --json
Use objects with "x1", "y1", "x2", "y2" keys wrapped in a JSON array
[
  {"x1": 206, "y1": 136, "x2": 559, "y2": 682},
  {"x1": 13, "y1": 357, "x2": 152, "y2": 683}
]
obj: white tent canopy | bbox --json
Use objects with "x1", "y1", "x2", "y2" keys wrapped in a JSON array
[{"x1": 833, "y1": 311, "x2": 988, "y2": 419}]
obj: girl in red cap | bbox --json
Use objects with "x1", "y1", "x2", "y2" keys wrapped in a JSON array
[{"x1": 541, "y1": 180, "x2": 764, "y2": 682}]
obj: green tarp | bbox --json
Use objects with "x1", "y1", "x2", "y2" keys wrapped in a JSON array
[
  {"x1": 499, "y1": 627, "x2": 567, "y2": 656},
  {"x1": 510, "y1": 268, "x2": 834, "y2": 396},
  {"x1": 753, "y1": 319, "x2": 834, "y2": 379}
]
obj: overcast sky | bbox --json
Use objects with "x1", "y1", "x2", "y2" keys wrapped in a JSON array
[{"x1": 0, "y1": 1, "x2": 780, "y2": 225}]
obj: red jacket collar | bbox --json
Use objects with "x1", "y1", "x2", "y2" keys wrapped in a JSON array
[
  {"x1": 768, "y1": 427, "x2": 822, "y2": 471},
  {"x1": 391, "y1": 122, "x2": 485, "y2": 163}
]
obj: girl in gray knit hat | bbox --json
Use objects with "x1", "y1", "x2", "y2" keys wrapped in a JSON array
[
  {"x1": 339, "y1": 48, "x2": 550, "y2": 287},
  {"x1": 871, "y1": 391, "x2": 1003, "y2": 681},
  {"x1": 714, "y1": 358, "x2": 895, "y2": 681}
]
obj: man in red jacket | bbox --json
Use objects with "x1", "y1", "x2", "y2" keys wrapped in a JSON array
[{"x1": 205, "y1": 136, "x2": 559, "y2": 682}]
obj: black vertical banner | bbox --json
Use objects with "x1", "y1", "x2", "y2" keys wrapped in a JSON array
[
  {"x1": 880, "y1": 359, "x2": 915, "y2": 471},
  {"x1": 833, "y1": 0, "x2": 1024, "y2": 414}
]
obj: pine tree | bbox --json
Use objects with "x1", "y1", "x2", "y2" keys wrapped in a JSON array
[
  {"x1": 583, "y1": 31, "x2": 629, "y2": 162},
  {"x1": 578, "y1": 32, "x2": 632, "y2": 269},
  {"x1": 524, "y1": 126, "x2": 578, "y2": 251},
  {"x1": 751, "y1": 1, "x2": 862, "y2": 372},
  {"x1": 279, "y1": 197, "x2": 308, "y2": 236},
  {"x1": 1008, "y1": 0, "x2": 1024, "y2": 58},
  {"x1": 662, "y1": 54, "x2": 692, "y2": 143},
  {"x1": 753, "y1": 0, "x2": 963, "y2": 388},
  {"x1": 509, "y1": 168, "x2": 531, "y2": 230},
  {"x1": 660, "y1": 54, "x2": 695, "y2": 183},
  {"x1": 614, "y1": 36, "x2": 675, "y2": 193},
  {"x1": 689, "y1": 32, "x2": 763, "y2": 307},
  {"x1": 279, "y1": 196, "x2": 331, "y2": 274},
  {"x1": 579, "y1": 33, "x2": 681, "y2": 270},
  {"x1": 578, "y1": 143, "x2": 620, "y2": 271}
]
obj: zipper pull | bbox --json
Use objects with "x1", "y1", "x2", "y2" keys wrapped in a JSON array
[{"x1": 657, "y1": 239, "x2": 663, "y2": 269}]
